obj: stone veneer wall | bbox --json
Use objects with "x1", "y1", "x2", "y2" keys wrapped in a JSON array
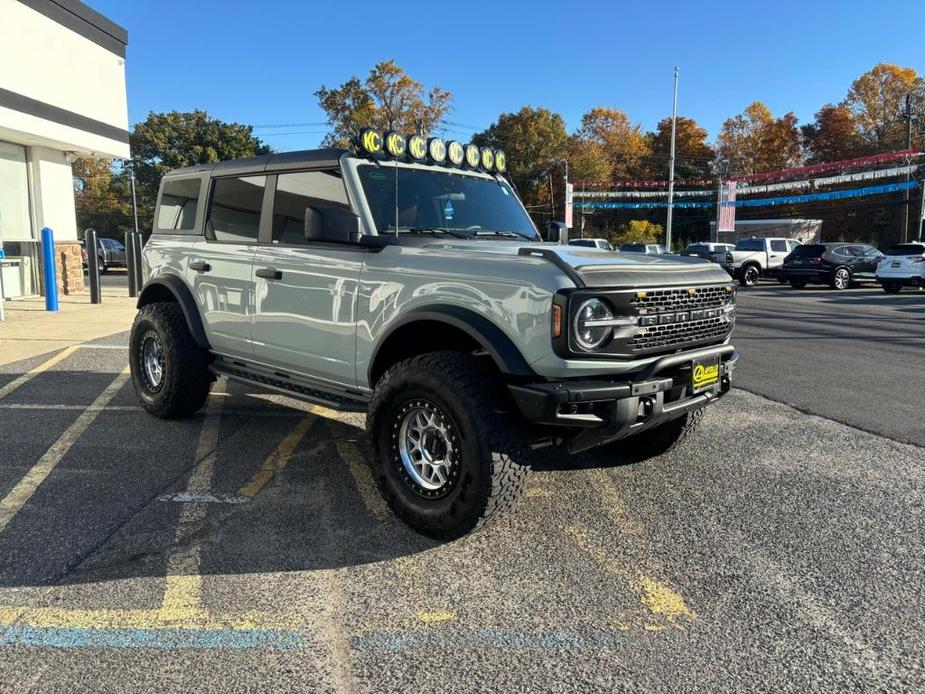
[{"x1": 56, "y1": 241, "x2": 84, "y2": 295}]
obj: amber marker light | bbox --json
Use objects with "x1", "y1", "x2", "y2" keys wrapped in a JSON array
[{"x1": 552, "y1": 304, "x2": 563, "y2": 338}]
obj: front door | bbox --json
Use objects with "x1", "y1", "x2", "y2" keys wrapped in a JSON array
[
  {"x1": 188, "y1": 174, "x2": 266, "y2": 359},
  {"x1": 251, "y1": 170, "x2": 363, "y2": 387}
]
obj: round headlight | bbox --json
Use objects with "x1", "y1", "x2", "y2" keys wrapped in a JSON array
[
  {"x1": 407, "y1": 134, "x2": 427, "y2": 161},
  {"x1": 464, "y1": 143, "x2": 480, "y2": 168},
  {"x1": 359, "y1": 128, "x2": 383, "y2": 155},
  {"x1": 480, "y1": 147, "x2": 495, "y2": 171},
  {"x1": 447, "y1": 140, "x2": 465, "y2": 166},
  {"x1": 494, "y1": 150, "x2": 507, "y2": 173},
  {"x1": 384, "y1": 131, "x2": 406, "y2": 157},
  {"x1": 573, "y1": 298, "x2": 614, "y2": 351},
  {"x1": 428, "y1": 137, "x2": 447, "y2": 164}
]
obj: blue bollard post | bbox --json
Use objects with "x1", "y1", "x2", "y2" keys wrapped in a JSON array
[{"x1": 40, "y1": 227, "x2": 59, "y2": 312}]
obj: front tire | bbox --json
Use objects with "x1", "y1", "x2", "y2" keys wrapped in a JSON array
[
  {"x1": 367, "y1": 352, "x2": 529, "y2": 540},
  {"x1": 882, "y1": 282, "x2": 902, "y2": 294},
  {"x1": 597, "y1": 409, "x2": 704, "y2": 461},
  {"x1": 739, "y1": 264, "x2": 760, "y2": 287},
  {"x1": 830, "y1": 267, "x2": 851, "y2": 290},
  {"x1": 129, "y1": 302, "x2": 212, "y2": 418}
]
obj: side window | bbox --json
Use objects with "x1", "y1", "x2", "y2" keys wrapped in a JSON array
[
  {"x1": 157, "y1": 177, "x2": 201, "y2": 231},
  {"x1": 208, "y1": 175, "x2": 266, "y2": 243},
  {"x1": 845, "y1": 246, "x2": 863, "y2": 257},
  {"x1": 271, "y1": 170, "x2": 350, "y2": 245},
  {"x1": 863, "y1": 246, "x2": 881, "y2": 257},
  {"x1": 787, "y1": 240, "x2": 800, "y2": 251},
  {"x1": 770, "y1": 240, "x2": 788, "y2": 252}
]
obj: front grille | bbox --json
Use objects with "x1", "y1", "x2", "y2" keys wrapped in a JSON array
[
  {"x1": 628, "y1": 315, "x2": 731, "y2": 352},
  {"x1": 631, "y1": 286, "x2": 730, "y2": 312}
]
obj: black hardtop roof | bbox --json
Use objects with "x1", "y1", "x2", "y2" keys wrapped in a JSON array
[{"x1": 163, "y1": 148, "x2": 351, "y2": 179}]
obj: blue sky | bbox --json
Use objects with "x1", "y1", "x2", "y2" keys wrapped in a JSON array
[{"x1": 90, "y1": 0, "x2": 924, "y2": 151}]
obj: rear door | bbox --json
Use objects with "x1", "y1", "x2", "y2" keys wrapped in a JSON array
[
  {"x1": 768, "y1": 239, "x2": 789, "y2": 271},
  {"x1": 251, "y1": 169, "x2": 363, "y2": 387},
  {"x1": 188, "y1": 174, "x2": 265, "y2": 358}
]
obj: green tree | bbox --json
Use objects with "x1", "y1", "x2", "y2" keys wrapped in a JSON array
[
  {"x1": 844, "y1": 63, "x2": 925, "y2": 151},
  {"x1": 606, "y1": 219, "x2": 663, "y2": 247},
  {"x1": 130, "y1": 110, "x2": 270, "y2": 228},
  {"x1": 717, "y1": 101, "x2": 802, "y2": 175},
  {"x1": 472, "y1": 106, "x2": 568, "y2": 208},
  {"x1": 73, "y1": 158, "x2": 132, "y2": 239},
  {"x1": 315, "y1": 60, "x2": 451, "y2": 147}
]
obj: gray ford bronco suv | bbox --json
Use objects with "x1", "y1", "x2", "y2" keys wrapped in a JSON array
[{"x1": 130, "y1": 131, "x2": 738, "y2": 539}]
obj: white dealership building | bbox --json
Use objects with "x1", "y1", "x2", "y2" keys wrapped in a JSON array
[{"x1": 0, "y1": 0, "x2": 129, "y2": 297}]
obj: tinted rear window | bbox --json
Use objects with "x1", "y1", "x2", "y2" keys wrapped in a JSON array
[
  {"x1": 687, "y1": 244, "x2": 710, "y2": 252},
  {"x1": 734, "y1": 239, "x2": 764, "y2": 251},
  {"x1": 157, "y1": 177, "x2": 201, "y2": 231},
  {"x1": 789, "y1": 245, "x2": 826, "y2": 257},
  {"x1": 886, "y1": 244, "x2": 925, "y2": 256},
  {"x1": 620, "y1": 244, "x2": 645, "y2": 252},
  {"x1": 569, "y1": 239, "x2": 595, "y2": 247}
]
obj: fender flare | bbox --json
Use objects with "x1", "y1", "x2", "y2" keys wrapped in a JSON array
[
  {"x1": 369, "y1": 305, "x2": 535, "y2": 383},
  {"x1": 137, "y1": 275, "x2": 210, "y2": 350}
]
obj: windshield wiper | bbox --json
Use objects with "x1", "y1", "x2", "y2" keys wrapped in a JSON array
[
  {"x1": 390, "y1": 227, "x2": 473, "y2": 239},
  {"x1": 474, "y1": 230, "x2": 527, "y2": 239}
]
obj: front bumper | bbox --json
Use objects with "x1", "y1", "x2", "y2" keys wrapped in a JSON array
[{"x1": 508, "y1": 344, "x2": 738, "y2": 453}]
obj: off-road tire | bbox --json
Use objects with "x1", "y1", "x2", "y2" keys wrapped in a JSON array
[
  {"x1": 130, "y1": 302, "x2": 212, "y2": 418},
  {"x1": 599, "y1": 409, "x2": 705, "y2": 461},
  {"x1": 789, "y1": 280, "x2": 807, "y2": 289},
  {"x1": 367, "y1": 351, "x2": 530, "y2": 540},
  {"x1": 882, "y1": 282, "x2": 902, "y2": 294},
  {"x1": 739, "y1": 264, "x2": 760, "y2": 287}
]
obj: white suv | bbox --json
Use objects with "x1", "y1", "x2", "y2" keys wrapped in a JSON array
[{"x1": 876, "y1": 242, "x2": 925, "y2": 293}]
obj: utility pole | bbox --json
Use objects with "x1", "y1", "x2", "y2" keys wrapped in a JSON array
[
  {"x1": 665, "y1": 66, "x2": 680, "y2": 252},
  {"x1": 901, "y1": 93, "x2": 913, "y2": 243}
]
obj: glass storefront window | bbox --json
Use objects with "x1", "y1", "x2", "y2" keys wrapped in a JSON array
[{"x1": 0, "y1": 141, "x2": 38, "y2": 297}]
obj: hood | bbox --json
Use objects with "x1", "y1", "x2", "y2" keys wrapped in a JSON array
[{"x1": 419, "y1": 240, "x2": 731, "y2": 288}]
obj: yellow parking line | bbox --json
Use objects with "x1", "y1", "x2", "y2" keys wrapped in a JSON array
[
  {"x1": 0, "y1": 366, "x2": 129, "y2": 534},
  {"x1": 238, "y1": 417, "x2": 315, "y2": 497},
  {"x1": 0, "y1": 345, "x2": 78, "y2": 401},
  {"x1": 334, "y1": 439, "x2": 390, "y2": 521},
  {"x1": 160, "y1": 389, "x2": 225, "y2": 621}
]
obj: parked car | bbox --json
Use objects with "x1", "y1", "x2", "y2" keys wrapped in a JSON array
[
  {"x1": 129, "y1": 141, "x2": 738, "y2": 539},
  {"x1": 875, "y1": 242, "x2": 925, "y2": 293},
  {"x1": 683, "y1": 242, "x2": 735, "y2": 274},
  {"x1": 619, "y1": 243, "x2": 669, "y2": 255},
  {"x1": 782, "y1": 242, "x2": 884, "y2": 289},
  {"x1": 93, "y1": 237, "x2": 127, "y2": 273},
  {"x1": 729, "y1": 237, "x2": 801, "y2": 287},
  {"x1": 568, "y1": 238, "x2": 613, "y2": 251}
]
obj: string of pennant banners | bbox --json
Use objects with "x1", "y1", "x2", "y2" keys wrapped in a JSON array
[{"x1": 574, "y1": 180, "x2": 920, "y2": 210}]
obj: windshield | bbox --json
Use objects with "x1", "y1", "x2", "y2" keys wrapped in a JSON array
[{"x1": 357, "y1": 165, "x2": 538, "y2": 239}]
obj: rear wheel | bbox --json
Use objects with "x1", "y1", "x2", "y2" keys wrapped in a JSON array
[
  {"x1": 739, "y1": 264, "x2": 760, "y2": 287},
  {"x1": 130, "y1": 302, "x2": 212, "y2": 418},
  {"x1": 367, "y1": 352, "x2": 529, "y2": 540},
  {"x1": 830, "y1": 267, "x2": 851, "y2": 290},
  {"x1": 789, "y1": 280, "x2": 807, "y2": 289},
  {"x1": 882, "y1": 281, "x2": 902, "y2": 294}
]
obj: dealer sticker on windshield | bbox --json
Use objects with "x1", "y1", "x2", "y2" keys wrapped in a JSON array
[{"x1": 691, "y1": 356, "x2": 721, "y2": 393}]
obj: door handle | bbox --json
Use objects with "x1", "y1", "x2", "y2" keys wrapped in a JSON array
[
  {"x1": 256, "y1": 268, "x2": 283, "y2": 280},
  {"x1": 190, "y1": 261, "x2": 211, "y2": 272}
]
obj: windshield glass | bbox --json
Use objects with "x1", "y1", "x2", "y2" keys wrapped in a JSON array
[{"x1": 357, "y1": 165, "x2": 538, "y2": 239}]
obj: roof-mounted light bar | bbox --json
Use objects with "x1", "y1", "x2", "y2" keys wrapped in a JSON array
[{"x1": 356, "y1": 129, "x2": 505, "y2": 174}]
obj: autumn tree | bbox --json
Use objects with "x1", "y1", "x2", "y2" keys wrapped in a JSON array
[
  {"x1": 130, "y1": 110, "x2": 270, "y2": 228},
  {"x1": 716, "y1": 101, "x2": 802, "y2": 175},
  {"x1": 73, "y1": 157, "x2": 132, "y2": 239},
  {"x1": 649, "y1": 116, "x2": 714, "y2": 179},
  {"x1": 573, "y1": 107, "x2": 651, "y2": 180},
  {"x1": 315, "y1": 60, "x2": 451, "y2": 147},
  {"x1": 472, "y1": 106, "x2": 568, "y2": 208},
  {"x1": 844, "y1": 63, "x2": 925, "y2": 151},
  {"x1": 800, "y1": 104, "x2": 864, "y2": 164}
]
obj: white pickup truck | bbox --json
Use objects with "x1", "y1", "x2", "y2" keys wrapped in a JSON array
[{"x1": 730, "y1": 237, "x2": 802, "y2": 287}]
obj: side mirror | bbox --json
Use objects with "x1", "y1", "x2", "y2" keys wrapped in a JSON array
[
  {"x1": 305, "y1": 206, "x2": 362, "y2": 243},
  {"x1": 549, "y1": 221, "x2": 567, "y2": 244}
]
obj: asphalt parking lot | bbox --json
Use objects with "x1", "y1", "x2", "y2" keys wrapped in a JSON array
[{"x1": 0, "y1": 282, "x2": 923, "y2": 692}]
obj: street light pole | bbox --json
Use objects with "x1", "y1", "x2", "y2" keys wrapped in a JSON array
[
  {"x1": 665, "y1": 66, "x2": 680, "y2": 252},
  {"x1": 901, "y1": 93, "x2": 913, "y2": 243}
]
